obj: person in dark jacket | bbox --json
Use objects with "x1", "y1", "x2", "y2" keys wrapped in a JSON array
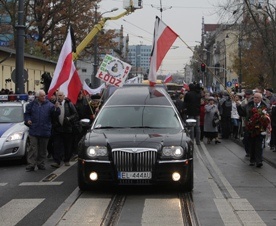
[
  {"x1": 219, "y1": 91, "x2": 232, "y2": 139},
  {"x1": 51, "y1": 91, "x2": 79, "y2": 168},
  {"x1": 72, "y1": 91, "x2": 94, "y2": 155},
  {"x1": 24, "y1": 90, "x2": 60, "y2": 171},
  {"x1": 237, "y1": 92, "x2": 270, "y2": 167},
  {"x1": 183, "y1": 83, "x2": 201, "y2": 145}
]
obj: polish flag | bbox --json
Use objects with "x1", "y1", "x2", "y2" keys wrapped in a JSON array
[
  {"x1": 164, "y1": 74, "x2": 172, "y2": 83},
  {"x1": 47, "y1": 29, "x2": 81, "y2": 104},
  {"x1": 183, "y1": 82, "x2": 189, "y2": 91},
  {"x1": 148, "y1": 16, "x2": 178, "y2": 86}
]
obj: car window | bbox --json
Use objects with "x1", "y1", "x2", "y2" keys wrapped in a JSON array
[
  {"x1": 94, "y1": 106, "x2": 181, "y2": 129},
  {"x1": 0, "y1": 106, "x2": 24, "y2": 123}
]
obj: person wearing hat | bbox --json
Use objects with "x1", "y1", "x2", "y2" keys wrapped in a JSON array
[{"x1": 204, "y1": 96, "x2": 221, "y2": 144}]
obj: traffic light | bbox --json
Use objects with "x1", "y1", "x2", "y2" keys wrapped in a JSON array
[
  {"x1": 200, "y1": 63, "x2": 206, "y2": 72},
  {"x1": 235, "y1": 83, "x2": 239, "y2": 92}
]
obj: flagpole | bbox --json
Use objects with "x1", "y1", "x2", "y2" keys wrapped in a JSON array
[
  {"x1": 81, "y1": 89, "x2": 95, "y2": 116},
  {"x1": 178, "y1": 36, "x2": 231, "y2": 95}
]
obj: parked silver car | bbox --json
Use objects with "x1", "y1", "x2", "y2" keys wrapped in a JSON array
[{"x1": 0, "y1": 101, "x2": 30, "y2": 162}]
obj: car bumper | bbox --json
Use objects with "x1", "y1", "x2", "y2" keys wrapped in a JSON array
[
  {"x1": 0, "y1": 138, "x2": 26, "y2": 159},
  {"x1": 78, "y1": 158, "x2": 193, "y2": 186}
]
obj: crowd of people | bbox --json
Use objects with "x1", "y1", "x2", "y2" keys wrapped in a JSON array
[
  {"x1": 174, "y1": 84, "x2": 276, "y2": 168},
  {"x1": 21, "y1": 84, "x2": 276, "y2": 171},
  {"x1": 24, "y1": 89, "x2": 101, "y2": 171}
]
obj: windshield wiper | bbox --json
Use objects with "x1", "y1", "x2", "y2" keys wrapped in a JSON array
[
  {"x1": 130, "y1": 126, "x2": 157, "y2": 128},
  {"x1": 94, "y1": 126, "x2": 125, "y2": 129}
]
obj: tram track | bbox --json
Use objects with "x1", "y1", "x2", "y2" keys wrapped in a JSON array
[
  {"x1": 63, "y1": 189, "x2": 200, "y2": 226},
  {"x1": 100, "y1": 194, "x2": 126, "y2": 226},
  {"x1": 179, "y1": 192, "x2": 200, "y2": 226}
]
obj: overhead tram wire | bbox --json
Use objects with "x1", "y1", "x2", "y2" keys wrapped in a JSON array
[
  {"x1": 100, "y1": 17, "x2": 153, "y2": 44},
  {"x1": 151, "y1": 0, "x2": 172, "y2": 20}
]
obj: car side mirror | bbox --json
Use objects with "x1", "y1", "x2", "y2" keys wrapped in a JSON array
[
  {"x1": 80, "y1": 119, "x2": 91, "y2": 127},
  {"x1": 185, "y1": 119, "x2": 196, "y2": 127}
]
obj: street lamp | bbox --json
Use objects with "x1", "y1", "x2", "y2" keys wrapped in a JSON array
[
  {"x1": 15, "y1": 0, "x2": 25, "y2": 94},
  {"x1": 226, "y1": 33, "x2": 242, "y2": 92},
  {"x1": 92, "y1": 7, "x2": 118, "y2": 88}
]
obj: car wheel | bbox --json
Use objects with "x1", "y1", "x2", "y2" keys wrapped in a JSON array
[{"x1": 78, "y1": 163, "x2": 90, "y2": 191}]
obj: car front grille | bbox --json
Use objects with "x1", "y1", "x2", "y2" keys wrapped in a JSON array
[{"x1": 112, "y1": 148, "x2": 157, "y2": 172}]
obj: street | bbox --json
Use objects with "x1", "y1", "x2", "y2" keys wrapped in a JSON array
[{"x1": 1, "y1": 138, "x2": 276, "y2": 226}]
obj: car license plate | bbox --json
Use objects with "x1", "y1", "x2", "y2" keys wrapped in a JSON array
[{"x1": 118, "y1": 171, "x2": 152, "y2": 179}]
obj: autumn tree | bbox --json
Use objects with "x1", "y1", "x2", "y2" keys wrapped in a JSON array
[
  {"x1": 220, "y1": 0, "x2": 276, "y2": 90},
  {"x1": 0, "y1": 0, "x2": 119, "y2": 60}
]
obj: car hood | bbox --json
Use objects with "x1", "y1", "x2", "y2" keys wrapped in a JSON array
[
  {"x1": 0, "y1": 122, "x2": 28, "y2": 138},
  {"x1": 86, "y1": 128, "x2": 189, "y2": 149}
]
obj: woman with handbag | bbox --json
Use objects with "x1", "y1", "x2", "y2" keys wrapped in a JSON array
[{"x1": 204, "y1": 96, "x2": 221, "y2": 144}]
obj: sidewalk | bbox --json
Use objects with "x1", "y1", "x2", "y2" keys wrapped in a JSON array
[{"x1": 232, "y1": 136, "x2": 276, "y2": 167}]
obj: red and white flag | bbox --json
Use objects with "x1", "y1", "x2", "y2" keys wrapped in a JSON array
[
  {"x1": 163, "y1": 74, "x2": 172, "y2": 83},
  {"x1": 183, "y1": 81, "x2": 189, "y2": 91},
  {"x1": 47, "y1": 29, "x2": 81, "y2": 104},
  {"x1": 148, "y1": 17, "x2": 178, "y2": 86},
  {"x1": 83, "y1": 82, "x2": 105, "y2": 95}
]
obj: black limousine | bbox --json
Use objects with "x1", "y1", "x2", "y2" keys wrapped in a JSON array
[{"x1": 77, "y1": 86, "x2": 195, "y2": 192}]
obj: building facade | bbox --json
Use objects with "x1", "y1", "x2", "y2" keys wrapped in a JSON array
[
  {"x1": 0, "y1": 47, "x2": 56, "y2": 93},
  {"x1": 128, "y1": 45, "x2": 151, "y2": 77}
]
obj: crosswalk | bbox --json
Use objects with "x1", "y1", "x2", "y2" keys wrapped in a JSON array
[
  {"x1": 0, "y1": 199, "x2": 44, "y2": 226},
  {"x1": 0, "y1": 186, "x2": 185, "y2": 226}
]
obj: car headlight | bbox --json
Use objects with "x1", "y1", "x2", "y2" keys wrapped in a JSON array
[
  {"x1": 6, "y1": 132, "x2": 24, "y2": 142},
  {"x1": 161, "y1": 146, "x2": 184, "y2": 159},
  {"x1": 87, "y1": 146, "x2": 108, "y2": 158}
]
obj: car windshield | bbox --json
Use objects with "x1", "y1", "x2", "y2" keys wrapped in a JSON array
[
  {"x1": 94, "y1": 106, "x2": 181, "y2": 129},
  {"x1": 0, "y1": 106, "x2": 24, "y2": 123}
]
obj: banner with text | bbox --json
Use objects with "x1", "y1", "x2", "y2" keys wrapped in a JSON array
[{"x1": 96, "y1": 55, "x2": 132, "y2": 87}]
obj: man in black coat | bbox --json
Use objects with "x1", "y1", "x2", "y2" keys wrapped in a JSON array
[
  {"x1": 219, "y1": 91, "x2": 232, "y2": 139},
  {"x1": 51, "y1": 91, "x2": 79, "y2": 168},
  {"x1": 184, "y1": 83, "x2": 201, "y2": 145},
  {"x1": 237, "y1": 92, "x2": 269, "y2": 167}
]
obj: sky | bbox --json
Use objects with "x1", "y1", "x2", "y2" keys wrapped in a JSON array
[{"x1": 99, "y1": 0, "x2": 222, "y2": 75}]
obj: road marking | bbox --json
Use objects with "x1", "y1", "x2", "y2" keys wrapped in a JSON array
[
  {"x1": 43, "y1": 188, "x2": 82, "y2": 226},
  {"x1": 0, "y1": 183, "x2": 7, "y2": 186},
  {"x1": 0, "y1": 199, "x2": 44, "y2": 225},
  {"x1": 19, "y1": 182, "x2": 63, "y2": 186},
  {"x1": 142, "y1": 199, "x2": 183, "y2": 226},
  {"x1": 56, "y1": 197, "x2": 112, "y2": 225},
  {"x1": 195, "y1": 143, "x2": 266, "y2": 226},
  {"x1": 41, "y1": 161, "x2": 77, "y2": 183}
]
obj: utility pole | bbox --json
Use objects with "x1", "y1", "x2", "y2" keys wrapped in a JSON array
[
  {"x1": 151, "y1": 0, "x2": 172, "y2": 20},
  {"x1": 15, "y1": 0, "x2": 25, "y2": 94},
  {"x1": 238, "y1": 37, "x2": 242, "y2": 92},
  {"x1": 92, "y1": 5, "x2": 99, "y2": 89}
]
